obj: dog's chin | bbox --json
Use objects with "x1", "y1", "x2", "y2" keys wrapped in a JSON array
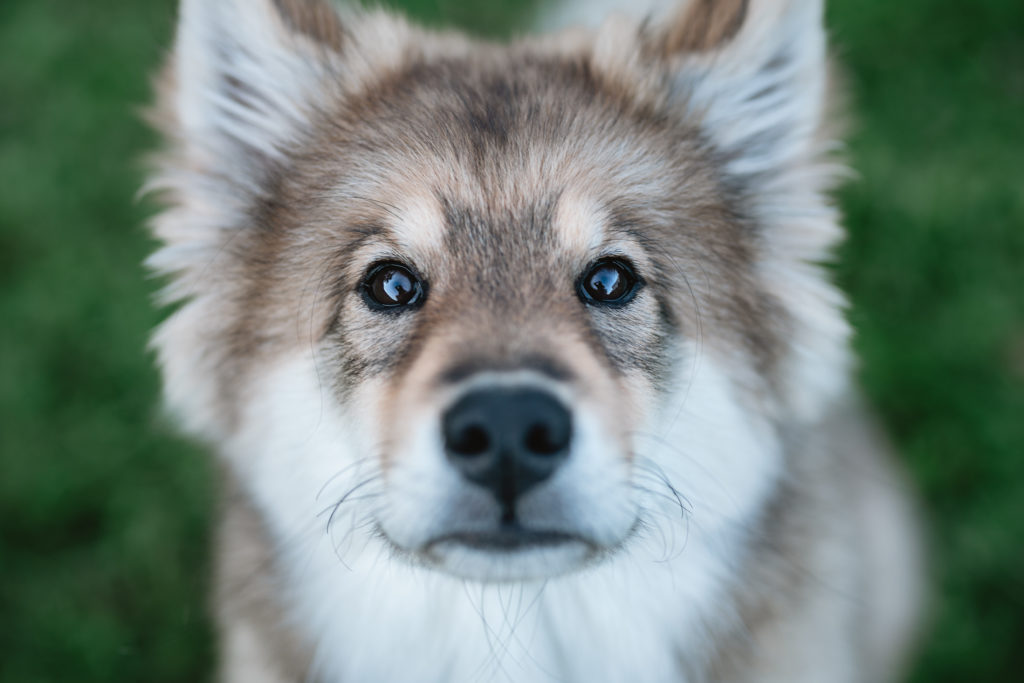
[{"x1": 420, "y1": 528, "x2": 600, "y2": 582}]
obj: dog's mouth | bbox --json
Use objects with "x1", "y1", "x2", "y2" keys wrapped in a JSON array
[
  {"x1": 418, "y1": 524, "x2": 600, "y2": 581},
  {"x1": 427, "y1": 524, "x2": 584, "y2": 553}
]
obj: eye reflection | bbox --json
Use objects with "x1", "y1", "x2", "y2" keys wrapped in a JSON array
[
  {"x1": 362, "y1": 263, "x2": 424, "y2": 309},
  {"x1": 578, "y1": 259, "x2": 639, "y2": 305}
]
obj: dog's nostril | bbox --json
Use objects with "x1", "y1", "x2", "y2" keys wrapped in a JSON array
[
  {"x1": 449, "y1": 424, "x2": 491, "y2": 457},
  {"x1": 524, "y1": 424, "x2": 564, "y2": 456}
]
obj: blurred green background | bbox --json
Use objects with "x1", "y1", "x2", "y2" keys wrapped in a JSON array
[{"x1": 1, "y1": 0, "x2": 1021, "y2": 680}]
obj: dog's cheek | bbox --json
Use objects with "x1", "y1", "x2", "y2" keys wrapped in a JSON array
[
  {"x1": 325, "y1": 306, "x2": 420, "y2": 401},
  {"x1": 586, "y1": 297, "x2": 678, "y2": 395}
]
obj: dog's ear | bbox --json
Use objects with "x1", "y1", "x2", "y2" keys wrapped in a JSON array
[
  {"x1": 657, "y1": 0, "x2": 751, "y2": 53},
  {"x1": 639, "y1": 0, "x2": 848, "y2": 418},
  {"x1": 168, "y1": 0, "x2": 347, "y2": 184},
  {"x1": 147, "y1": 0, "x2": 409, "y2": 297},
  {"x1": 149, "y1": 0, "x2": 410, "y2": 276},
  {"x1": 652, "y1": 0, "x2": 830, "y2": 195}
]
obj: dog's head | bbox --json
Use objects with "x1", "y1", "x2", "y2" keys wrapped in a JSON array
[{"x1": 149, "y1": 0, "x2": 848, "y2": 582}]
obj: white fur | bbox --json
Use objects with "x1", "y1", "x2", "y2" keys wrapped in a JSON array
[{"x1": 174, "y1": 0, "x2": 335, "y2": 170}]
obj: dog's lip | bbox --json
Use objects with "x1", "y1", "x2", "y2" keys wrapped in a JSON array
[{"x1": 425, "y1": 525, "x2": 589, "y2": 553}]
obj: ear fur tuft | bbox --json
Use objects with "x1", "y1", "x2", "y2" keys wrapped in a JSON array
[
  {"x1": 171, "y1": 0, "x2": 345, "y2": 181},
  {"x1": 666, "y1": 0, "x2": 829, "y2": 183},
  {"x1": 272, "y1": 0, "x2": 347, "y2": 49},
  {"x1": 661, "y1": 0, "x2": 749, "y2": 53}
]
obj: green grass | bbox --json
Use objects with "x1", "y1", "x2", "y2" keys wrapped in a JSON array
[
  {"x1": 1, "y1": 0, "x2": 1021, "y2": 680},
  {"x1": 828, "y1": 2, "x2": 1024, "y2": 679}
]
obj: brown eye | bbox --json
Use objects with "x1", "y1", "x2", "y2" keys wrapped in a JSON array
[
  {"x1": 578, "y1": 258, "x2": 640, "y2": 306},
  {"x1": 361, "y1": 263, "x2": 424, "y2": 310}
]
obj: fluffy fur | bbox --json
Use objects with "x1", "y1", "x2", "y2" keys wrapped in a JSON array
[{"x1": 146, "y1": 0, "x2": 923, "y2": 681}]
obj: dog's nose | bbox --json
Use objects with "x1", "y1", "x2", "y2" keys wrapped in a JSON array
[{"x1": 443, "y1": 388, "x2": 572, "y2": 508}]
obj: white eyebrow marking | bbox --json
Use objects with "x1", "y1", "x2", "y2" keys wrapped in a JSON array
[
  {"x1": 552, "y1": 190, "x2": 607, "y2": 255},
  {"x1": 383, "y1": 190, "x2": 448, "y2": 258}
]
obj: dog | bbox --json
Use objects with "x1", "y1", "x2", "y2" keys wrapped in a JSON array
[{"x1": 145, "y1": 0, "x2": 924, "y2": 680}]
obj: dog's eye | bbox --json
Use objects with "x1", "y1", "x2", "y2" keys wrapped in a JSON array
[
  {"x1": 578, "y1": 258, "x2": 641, "y2": 306},
  {"x1": 361, "y1": 263, "x2": 424, "y2": 310}
]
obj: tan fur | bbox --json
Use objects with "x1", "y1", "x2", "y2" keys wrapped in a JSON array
[
  {"x1": 662, "y1": 0, "x2": 749, "y2": 53},
  {"x1": 215, "y1": 472, "x2": 311, "y2": 683},
  {"x1": 272, "y1": 0, "x2": 346, "y2": 49}
]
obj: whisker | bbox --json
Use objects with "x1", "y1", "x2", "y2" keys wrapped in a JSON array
[
  {"x1": 320, "y1": 475, "x2": 382, "y2": 536},
  {"x1": 315, "y1": 456, "x2": 373, "y2": 502}
]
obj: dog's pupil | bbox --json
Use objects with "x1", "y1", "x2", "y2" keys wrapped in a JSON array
[
  {"x1": 372, "y1": 267, "x2": 415, "y2": 306},
  {"x1": 586, "y1": 263, "x2": 626, "y2": 301}
]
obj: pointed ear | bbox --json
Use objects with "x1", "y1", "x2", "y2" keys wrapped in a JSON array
[
  {"x1": 170, "y1": 0, "x2": 346, "y2": 183},
  {"x1": 654, "y1": 0, "x2": 831, "y2": 191},
  {"x1": 648, "y1": 1, "x2": 850, "y2": 419}
]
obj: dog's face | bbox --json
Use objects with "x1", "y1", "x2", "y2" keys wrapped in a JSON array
[{"x1": 150, "y1": 0, "x2": 848, "y2": 583}]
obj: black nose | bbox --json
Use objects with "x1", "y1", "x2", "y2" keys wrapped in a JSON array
[{"x1": 443, "y1": 388, "x2": 572, "y2": 509}]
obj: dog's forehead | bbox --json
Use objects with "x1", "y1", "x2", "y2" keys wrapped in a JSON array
[
  {"x1": 371, "y1": 188, "x2": 612, "y2": 281},
  {"x1": 323, "y1": 52, "x2": 691, "y2": 243},
  {"x1": 367, "y1": 193, "x2": 597, "y2": 299},
  {"x1": 336, "y1": 65, "x2": 691, "y2": 263}
]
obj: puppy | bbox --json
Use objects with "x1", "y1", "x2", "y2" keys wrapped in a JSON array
[{"x1": 146, "y1": 0, "x2": 923, "y2": 680}]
